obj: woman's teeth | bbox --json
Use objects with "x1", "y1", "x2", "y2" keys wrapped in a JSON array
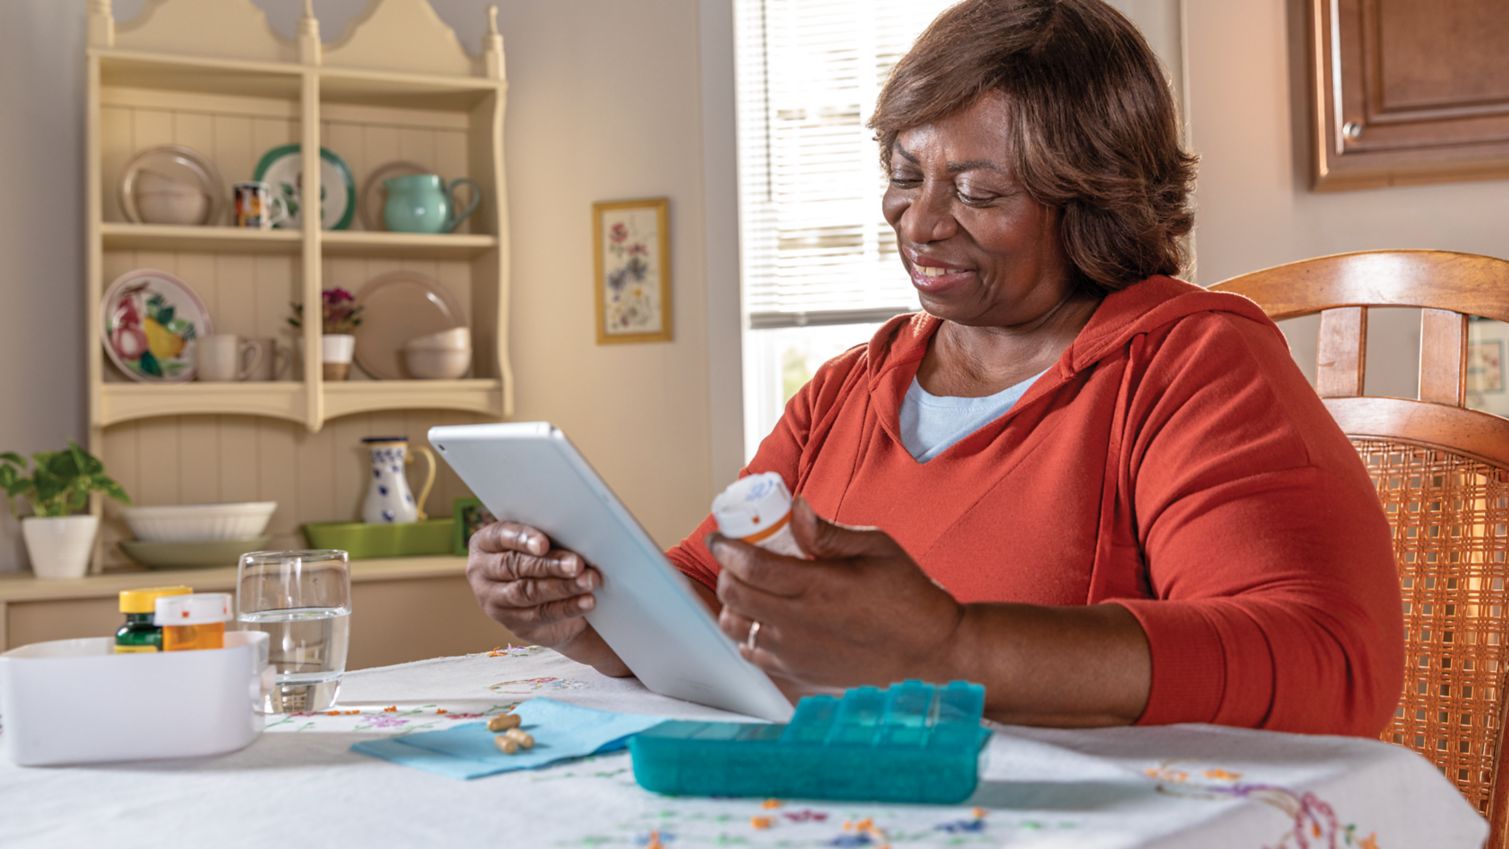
[{"x1": 917, "y1": 265, "x2": 958, "y2": 277}]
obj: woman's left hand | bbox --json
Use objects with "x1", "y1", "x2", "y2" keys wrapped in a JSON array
[{"x1": 709, "y1": 498, "x2": 965, "y2": 688}]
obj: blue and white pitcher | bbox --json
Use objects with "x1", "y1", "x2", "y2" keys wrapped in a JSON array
[{"x1": 361, "y1": 437, "x2": 436, "y2": 524}]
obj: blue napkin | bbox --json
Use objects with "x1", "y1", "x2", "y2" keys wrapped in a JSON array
[{"x1": 351, "y1": 698, "x2": 668, "y2": 780}]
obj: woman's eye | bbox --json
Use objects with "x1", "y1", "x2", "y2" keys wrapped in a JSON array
[
  {"x1": 957, "y1": 191, "x2": 996, "y2": 206},
  {"x1": 888, "y1": 174, "x2": 921, "y2": 187}
]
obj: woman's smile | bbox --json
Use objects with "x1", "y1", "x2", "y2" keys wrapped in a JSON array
[{"x1": 906, "y1": 250, "x2": 976, "y2": 295}]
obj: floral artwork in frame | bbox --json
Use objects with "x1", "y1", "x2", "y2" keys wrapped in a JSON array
[
  {"x1": 1466, "y1": 319, "x2": 1509, "y2": 417},
  {"x1": 593, "y1": 198, "x2": 671, "y2": 344}
]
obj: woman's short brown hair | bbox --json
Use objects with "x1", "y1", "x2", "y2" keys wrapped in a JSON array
[{"x1": 869, "y1": 0, "x2": 1195, "y2": 292}]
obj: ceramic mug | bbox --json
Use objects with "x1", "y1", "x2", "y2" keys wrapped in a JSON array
[
  {"x1": 244, "y1": 337, "x2": 291, "y2": 381},
  {"x1": 382, "y1": 174, "x2": 480, "y2": 234},
  {"x1": 197, "y1": 334, "x2": 261, "y2": 382},
  {"x1": 233, "y1": 181, "x2": 291, "y2": 229}
]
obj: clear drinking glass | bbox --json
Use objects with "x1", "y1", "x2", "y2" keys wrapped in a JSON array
[{"x1": 236, "y1": 549, "x2": 352, "y2": 713}]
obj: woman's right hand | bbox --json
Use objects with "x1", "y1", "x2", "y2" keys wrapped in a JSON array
[{"x1": 466, "y1": 521, "x2": 603, "y2": 649}]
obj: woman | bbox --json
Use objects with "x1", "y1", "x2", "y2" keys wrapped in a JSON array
[{"x1": 466, "y1": 0, "x2": 1404, "y2": 734}]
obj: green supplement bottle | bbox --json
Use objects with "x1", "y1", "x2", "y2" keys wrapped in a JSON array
[{"x1": 114, "y1": 586, "x2": 192, "y2": 653}]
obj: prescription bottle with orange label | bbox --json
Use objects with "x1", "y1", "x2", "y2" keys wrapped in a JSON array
[
  {"x1": 115, "y1": 586, "x2": 192, "y2": 653},
  {"x1": 154, "y1": 592, "x2": 232, "y2": 651},
  {"x1": 711, "y1": 472, "x2": 806, "y2": 558}
]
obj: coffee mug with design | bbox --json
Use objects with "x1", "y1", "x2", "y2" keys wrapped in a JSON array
[
  {"x1": 244, "y1": 337, "x2": 291, "y2": 381},
  {"x1": 233, "y1": 181, "x2": 291, "y2": 229},
  {"x1": 197, "y1": 334, "x2": 261, "y2": 382}
]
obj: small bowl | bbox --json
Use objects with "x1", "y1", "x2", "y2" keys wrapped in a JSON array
[
  {"x1": 121, "y1": 502, "x2": 276, "y2": 542},
  {"x1": 135, "y1": 188, "x2": 209, "y2": 226},
  {"x1": 405, "y1": 326, "x2": 470, "y2": 350},
  {"x1": 402, "y1": 346, "x2": 471, "y2": 379}
]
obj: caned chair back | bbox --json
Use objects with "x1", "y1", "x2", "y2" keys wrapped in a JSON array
[{"x1": 1211, "y1": 250, "x2": 1509, "y2": 843}]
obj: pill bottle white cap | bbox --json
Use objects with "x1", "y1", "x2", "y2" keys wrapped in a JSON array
[
  {"x1": 153, "y1": 592, "x2": 232, "y2": 626},
  {"x1": 712, "y1": 472, "x2": 794, "y2": 540}
]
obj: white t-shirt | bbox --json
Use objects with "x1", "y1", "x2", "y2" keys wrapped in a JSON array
[{"x1": 898, "y1": 370, "x2": 1047, "y2": 462}]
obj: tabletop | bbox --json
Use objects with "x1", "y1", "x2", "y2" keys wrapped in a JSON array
[{"x1": 0, "y1": 645, "x2": 1489, "y2": 848}]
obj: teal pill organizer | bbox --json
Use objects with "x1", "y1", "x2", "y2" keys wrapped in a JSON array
[{"x1": 628, "y1": 680, "x2": 990, "y2": 803}]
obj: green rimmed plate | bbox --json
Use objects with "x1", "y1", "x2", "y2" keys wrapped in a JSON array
[
  {"x1": 119, "y1": 536, "x2": 271, "y2": 570},
  {"x1": 252, "y1": 144, "x2": 356, "y2": 231}
]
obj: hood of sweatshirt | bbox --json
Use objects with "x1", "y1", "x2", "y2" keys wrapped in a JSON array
[{"x1": 862, "y1": 275, "x2": 1277, "y2": 443}]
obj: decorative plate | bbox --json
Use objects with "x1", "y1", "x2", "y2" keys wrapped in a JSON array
[
  {"x1": 358, "y1": 159, "x2": 427, "y2": 231},
  {"x1": 102, "y1": 269, "x2": 212, "y2": 382},
  {"x1": 354, "y1": 271, "x2": 465, "y2": 380},
  {"x1": 252, "y1": 144, "x2": 356, "y2": 230},
  {"x1": 118, "y1": 144, "x2": 224, "y2": 226}
]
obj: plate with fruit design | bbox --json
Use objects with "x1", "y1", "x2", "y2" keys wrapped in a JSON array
[{"x1": 102, "y1": 269, "x2": 212, "y2": 382}]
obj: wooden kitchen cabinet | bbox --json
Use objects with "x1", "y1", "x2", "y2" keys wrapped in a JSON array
[{"x1": 1309, "y1": 0, "x2": 1509, "y2": 188}]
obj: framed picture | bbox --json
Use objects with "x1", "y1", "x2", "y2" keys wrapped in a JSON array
[
  {"x1": 1467, "y1": 319, "x2": 1509, "y2": 417},
  {"x1": 593, "y1": 197, "x2": 672, "y2": 344},
  {"x1": 451, "y1": 496, "x2": 496, "y2": 556}
]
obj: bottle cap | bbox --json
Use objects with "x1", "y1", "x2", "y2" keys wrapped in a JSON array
[
  {"x1": 118, "y1": 586, "x2": 192, "y2": 614},
  {"x1": 153, "y1": 592, "x2": 232, "y2": 626},
  {"x1": 711, "y1": 472, "x2": 794, "y2": 540}
]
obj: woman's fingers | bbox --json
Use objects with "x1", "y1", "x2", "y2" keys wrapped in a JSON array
[
  {"x1": 472, "y1": 546, "x2": 586, "y2": 583},
  {"x1": 715, "y1": 566, "x2": 792, "y2": 623},
  {"x1": 718, "y1": 607, "x2": 788, "y2": 674},
  {"x1": 495, "y1": 568, "x2": 600, "y2": 608},
  {"x1": 470, "y1": 520, "x2": 552, "y2": 557},
  {"x1": 707, "y1": 535, "x2": 811, "y2": 597},
  {"x1": 508, "y1": 593, "x2": 597, "y2": 625}
]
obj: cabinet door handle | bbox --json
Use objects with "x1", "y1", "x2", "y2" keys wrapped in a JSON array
[{"x1": 1342, "y1": 121, "x2": 1363, "y2": 141}]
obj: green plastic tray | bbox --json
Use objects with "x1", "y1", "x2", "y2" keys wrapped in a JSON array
[{"x1": 301, "y1": 519, "x2": 455, "y2": 559}]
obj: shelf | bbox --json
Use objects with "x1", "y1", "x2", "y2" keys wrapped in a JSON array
[
  {"x1": 322, "y1": 231, "x2": 498, "y2": 259},
  {"x1": 320, "y1": 67, "x2": 501, "y2": 111},
  {"x1": 324, "y1": 379, "x2": 503, "y2": 420},
  {"x1": 98, "y1": 382, "x2": 305, "y2": 427},
  {"x1": 102, "y1": 223, "x2": 301, "y2": 254},
  {"x1": 0, "y1": 555, "x2": 468, "y2": 603},
  {"x1": 96, "y1": 50, "x2": 303, "y2": 99}
]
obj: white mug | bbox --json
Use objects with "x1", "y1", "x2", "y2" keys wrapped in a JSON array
[
  {"x1": 233, "y1": 181, "x2": 290, "y2": 229},
  {"x1": 244, "y1": 337, "x2": 290, "y2": 381},
  {"x1": 197, "y1": 334, "x2": 261, "y2": 382}
]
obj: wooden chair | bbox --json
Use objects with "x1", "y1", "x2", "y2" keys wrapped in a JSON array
[{"x1": 1211, "y1": 250, "x2": 1509, "y2": 844}]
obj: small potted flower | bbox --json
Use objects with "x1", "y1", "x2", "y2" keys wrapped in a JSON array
[
  {"x1": 290, "y1": 288, "x2": 364, "y2": 381},
  {"x1": 0, "y1": 443, "x2": 130, "y2": 579}
]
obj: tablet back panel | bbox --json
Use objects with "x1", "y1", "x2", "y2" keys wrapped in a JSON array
[{"x1": 429, "y1": 422, "x2": 793, "y2": 722}]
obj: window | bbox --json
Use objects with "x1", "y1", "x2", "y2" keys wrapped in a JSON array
[{"x1": 733, "y1": 0, "x2": 956, "y2": 458}]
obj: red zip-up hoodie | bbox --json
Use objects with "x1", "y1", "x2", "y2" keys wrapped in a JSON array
[{"x1": 669, "y1": 275, "x2": 1405, "y2": 736}]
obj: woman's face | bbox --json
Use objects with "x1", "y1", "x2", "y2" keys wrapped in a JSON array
[{"x1": 881, "y1": 91, "x2": 1075, "y2": 328}]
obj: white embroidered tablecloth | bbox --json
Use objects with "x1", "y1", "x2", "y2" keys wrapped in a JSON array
[{"x1": 0, "y1": 645, "x2": 1488, "y2": 848}]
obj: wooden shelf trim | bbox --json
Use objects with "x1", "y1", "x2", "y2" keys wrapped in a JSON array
[
  {"x1": 98, "y1": 382, "x2": 306, "y2": 427},
  {"x1": 0, "y1": 556, "x2": 467, "y2": 604},
  {"x1": 102, "y1": 223, "x2": 301, "y2": 254},
  {"x1": 322, "y1": 231, "x2": 498, "y2": 259},
  {"x1": 324, "y1": 379, "x2": 504, "y2": 420}
]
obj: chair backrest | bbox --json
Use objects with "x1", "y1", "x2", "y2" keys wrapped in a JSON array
[{"x1": 1211, "y1": 249, "x2": 1509, "y2": 842}]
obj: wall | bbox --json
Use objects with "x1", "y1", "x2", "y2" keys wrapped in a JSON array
[
  {"x1": 1183, "y1": 0, "x2": 1509, "y2": 394},
  {"x1": 0, "y1": 0, "x2": 721, "y2": 571}
]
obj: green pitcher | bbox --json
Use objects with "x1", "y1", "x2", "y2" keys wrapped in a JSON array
[{"x1": 382, "y1": 174, "x2": 481, "y2": 234}]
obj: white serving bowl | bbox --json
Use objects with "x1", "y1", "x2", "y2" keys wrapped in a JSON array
[
  {"x1": 405, "y1": 326, "x2": 470, "y2": 350},
  {"x1": 402, "y1": 345, "x2": 472, "y2": 379},
  {"x1": 122, "y1": 501, "x2": 276, "y2": 542}
]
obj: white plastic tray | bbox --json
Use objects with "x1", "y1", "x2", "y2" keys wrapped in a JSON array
[{"x1": 0, "y1": 630, "x2": 269, "y2": 766}]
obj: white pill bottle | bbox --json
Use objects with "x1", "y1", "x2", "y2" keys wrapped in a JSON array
[{"x1": 711, "y1": 472, "x2": 806, "y2": 558}]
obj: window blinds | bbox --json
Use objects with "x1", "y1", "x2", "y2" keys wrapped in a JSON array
[{"x1": 734, "y1": 0, "x2": 955, "y2": 329}]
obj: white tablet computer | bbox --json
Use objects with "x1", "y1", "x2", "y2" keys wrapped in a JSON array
[{"x1": 429, "y1": 422, "x2": 794, "y2": 722}]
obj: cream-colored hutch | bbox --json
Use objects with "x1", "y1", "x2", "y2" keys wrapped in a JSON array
[{"x1": 0, "y1": 0, "x2": 520, "y2": 664}]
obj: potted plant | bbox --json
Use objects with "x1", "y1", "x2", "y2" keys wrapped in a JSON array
[
  {"x1": 290, "y1": 287, "x2": 364, "y2": 381},
  {"x1": 0, "y1": 443, "x2": 130, "y2": 579}
]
